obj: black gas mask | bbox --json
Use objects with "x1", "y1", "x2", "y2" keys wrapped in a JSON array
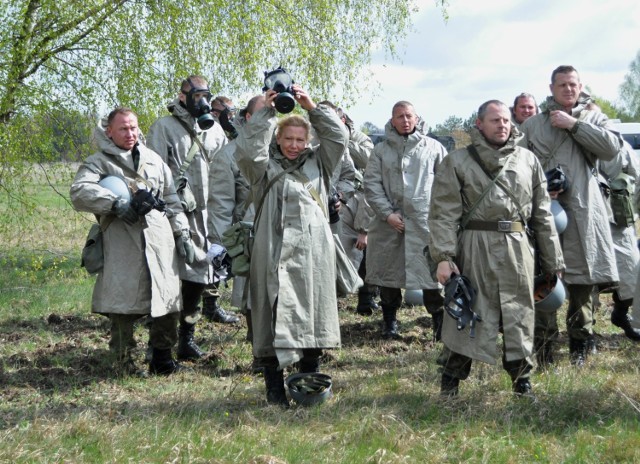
[
  {"x1": 217, "y1": 104, "x2": 238, "y2": 139},
  {"x1": 183, "y1": 78, "x2": 215, "y2": 130},
  {"x1": 262, "y1": 67, "x2": 296, "y2": 114}
]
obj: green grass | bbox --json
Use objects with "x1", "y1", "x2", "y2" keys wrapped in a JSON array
[{"x1": 1, "y1": 163, "x2": 640, "y2": 463}]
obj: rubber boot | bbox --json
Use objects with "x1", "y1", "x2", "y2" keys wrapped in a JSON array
[
  {"x1": 263, "y1": 366, "x2": 289, "y2": 407},
  {"x1": 440, "y1": 373, "x2": 460, "y2": 397},
  {"x1": 299, "y1": 351, "x2": 321, "y2": 373},
  {"x1": 381, "y1": 306, "x2": 399, "y2": 339},
  {"x1": 569, "y1": 338, "x2": 587, "y2": 367},
  {"x1": 512, "y1": 377, "x2": 535, "y2": 399},
  {"x1": 245, "y1": 310, "x2": 254, "y2": 343},
  {"x1": 203, "y1": 295, "x2": 240, "y2": 324},
  {"x1": 149, "y1": 348, "x2": 188, "y2": 376},
  {"x1": 177, "y1": 322, "x2": 206, "y2": 361},
  {"x1": 610, "y1": 295, "x2": 640, "y2": 341},
  {"x1": 432, "y1": 311, "x2": 443, "y2": 342},
  {"x1": 356, "y1": 287, "x2": 374, "y2": 315}
]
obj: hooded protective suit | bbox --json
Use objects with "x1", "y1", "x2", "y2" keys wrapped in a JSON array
[
  {"x1": 235, "y1": 105, "x2": 348, "y2": 367},
  {"x1": 70, "y1": 117, "x2": 189, "y2": 318},
  {"x1": 364, "y1": 118, "x2": 447, "y2": 290},
  {"x1": 146, "y1": 99, "x2": 227, "y2": 283},
  {"x1": 428, "y1": 128, "x2": 564, "y2": 364},
  {"x1": 521, "y1": 95, "x2": 622, "y2": 286}
]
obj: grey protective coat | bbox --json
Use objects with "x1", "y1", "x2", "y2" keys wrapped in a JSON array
[
  {"x1": 364, "y1": 119, "x2": 447, "y2": 290},
  {"x1": 600, "y1": 141, "x2": 640, "y2": 301},
  {"x1": 521, "y1": 96, "x2": 622, "y2": 285},
  {"x1": 70, "y1": 118, "x2": 189, "y2": 317},
  {"x1": 146, "y1": 99, "x2": 228, "y2": 283},
  {"x1": 235, "y1": 105, "x2": 349, "y2": 366},
  {"x1": 428, "y1": 128, "x2": 564, "y2": 364}
]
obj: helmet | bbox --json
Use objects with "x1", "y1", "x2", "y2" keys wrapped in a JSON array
[
  {"x1": 404, "y1": 289, "x2": 423, "y2": 307},
  {"x1": 550, "y1": 200, "x2": 567, "y2": 234},
  {"x1": 443, "y1": 274, "x2": 482, "y2": 337},
  {"x1": 533, "y1": 274, "x2": 566, "y2": 313},
  {"x1": 286, "y1": 372, "x2": 333, "y2": 406},
  {"x1": 98, "y1": 175, "x2": 131, "y2": 202}
]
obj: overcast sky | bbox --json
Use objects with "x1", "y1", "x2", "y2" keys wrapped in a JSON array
[{"x1": 344, "y1": 0, "x2": 640, "y2": 131}]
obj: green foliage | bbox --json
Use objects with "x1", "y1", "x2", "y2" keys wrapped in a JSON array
[{"x1": 619, "y1": 50, "x2": 640, "y2": 120}]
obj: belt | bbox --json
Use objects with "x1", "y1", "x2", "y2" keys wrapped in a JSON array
[{"x1": 465, "y1": 220, "x2": 524, "y2": 233}]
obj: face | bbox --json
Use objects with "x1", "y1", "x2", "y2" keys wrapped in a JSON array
[
  {"x1": 391, "y1": 105, "x2": 417, "y2": 135},
  {"x1": 476, "y1": 104, "x2": 511, "y2": 147},
  {"x1": 106, "y1": 112, "x2": 139, "y2": 151},
  {"x1": 246, "y1": 97, "x2": 266, "y2": 122},
  {"x1": 513, "y1": 96, "x2": 537, "y2": 124},
  {"x1": 550, "y1": 71, "x2": 582, "y2": 109},
  {"x1": 276, "y1": 125, "x2": 308, "y2": 160}
]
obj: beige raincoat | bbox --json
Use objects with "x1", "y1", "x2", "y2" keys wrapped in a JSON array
[
  {"x1": 364, "y1": 119, "x2": 447, "y2": 290},
  {"x1": 428, "y1": 128, "x2": 564, "y2": 364},
  {"x1": 70, "y1": 118, "x2": 189, "y2": 317},
  {"x1": 521, "y1": 96, "x2": 622, "y2": 285},
  {"x1": 146, "y1": 99, "x2": 227, "y2": 283},
  {"x1": 235, "y1": 105, "x2": 348, "y2": 365}
]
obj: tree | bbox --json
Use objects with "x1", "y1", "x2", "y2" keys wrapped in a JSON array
[
  {"x1": 0, "y1": 0, "x2": 448, "y2": 222},
  {"x1": 360, "y1": 121, "x2": 383, "y2": 135},
  {"x1": 619, "y1": 50, "x2": 640, "y2": 121}
]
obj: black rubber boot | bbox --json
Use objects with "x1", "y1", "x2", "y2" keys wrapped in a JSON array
[
  {"x1": 512, "y1": 378, "x2": 535, "y2": 399},
  {"x1": 440, "y1": 373, "x2": 460, "y2": 397},
  {"x1": 611, "y1": 296, "x2": 640, "y2": 341},
  {"x1": 569, "y1": 338, "x2": 587, "y2": 367},
  {"x1": 263, "y1": 366, "x2": 289, "y2": 407},
  {"x1": 356, "y1": 287, "x2": 375, "y2": 315},
  {"x1": 432, "y1": 311, "x2": 443, "y2": 342},
  {"x1": 381, "y1": 305, "x2": 399, "y2": 339},
  {"x1": 203, "y1": 296, "x2": 240, "y2": 324},
  {"x1": 149, "y1": 348, "x2": 189, "y2": 376},
  {"x1": 245, "y1": 310, "x2": 254, "y2": 343},
  {"x1": 177, "y1": 322, "x2": 205, "y2": 361},
  {"x1": 299, "y1": 350, "x2": 322, "y2": 373}
]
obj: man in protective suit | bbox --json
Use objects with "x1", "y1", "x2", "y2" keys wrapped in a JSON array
[
  {"x1": 147, "y1": 76, "x2": 230, "y2": 362},
  {"x1": 429, "y1": 100, "x2": 564, "y2": 397}
]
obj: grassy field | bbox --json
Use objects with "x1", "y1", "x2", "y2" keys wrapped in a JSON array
[{"x1": 1, "y1": 163, "x2": 639, "y2": 463}]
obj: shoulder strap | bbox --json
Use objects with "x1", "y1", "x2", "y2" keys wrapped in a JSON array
[
  {"x1": 253, "y1": 157, "x2": 307, "y2": 229},
  {"x1": 172, "y1": 115, "x2": 209, "y2": 168},
  {"x1": 459, "y1": 145, "x2": 509, "y2": 230},
  {"x1": 104, "y1": 152, "x2": 153, "y2": 191},
  {"x1": 466, "y1": 144, "x2": 528, "y2": 228}
]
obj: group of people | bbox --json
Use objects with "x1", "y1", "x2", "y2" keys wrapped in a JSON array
[{"x1": 70, "y1": 64, "x2": 639, "y2": 406}]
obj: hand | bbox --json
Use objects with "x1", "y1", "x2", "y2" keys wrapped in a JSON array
[
  {"x1": 291, "y1": 84, "x2": 316, "y2": 112},
  {"x1": 130, "y1": 189, "x2": 157, "y2": 216},
  {"x1": 386, "y1": 212, "x2": 405, "y2": 233},
  {"x1": 436, "y1": 260, "x2": 460, "y2": 285},
  {"x1": 355, "y1": 232, "x2": 368, "y2": 251},
  {"x1": 112, "y1": 198, "x2": 138, "y2": 225},
  {"x1": 175, "y1": 229, "x2": 195, "y2": 264},
  {"x1": 265, "y1": 89, "x2": 278, "y2": 108},
  {"x1": 549, "y1": 110, "x2": 577, "y2": 130}
]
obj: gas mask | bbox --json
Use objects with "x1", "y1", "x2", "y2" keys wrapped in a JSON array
[
  {"x1": 183, "y1": 78, "x2": 215, "y2": 130},
  {"x1": 217, "y1": 104, "x2": 238, "y2": 139},
  {"x1": 262, "y1": 67, "x2": 296, "y2": 114}
]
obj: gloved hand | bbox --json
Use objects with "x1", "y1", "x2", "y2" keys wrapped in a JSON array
[
  {"x1": 130, "y1": 189, "x2": 158, "y2": 216},
  {"x1": 175, "y1": 229, "x2": 195, "y2": 264},
  {"x1": 112, "y1": 197, "x2": 138, "y2": 225}
]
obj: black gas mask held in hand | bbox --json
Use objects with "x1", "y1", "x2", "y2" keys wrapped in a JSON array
[
  {"x1": 130, "y1": 189, "x2": 166, "y2": 216},
  {"x1": 218, "y1": 105, "x2": 238, "y2": 139},
  {"x1": 443, "y1": 273, "x2": 482, "y2": 338},
  {"x1": 183, "y1": 78, "x2": 215, "y2": 130},
  {"x1": 262, "y1": 67, "x2": 296, "y2": 114}
]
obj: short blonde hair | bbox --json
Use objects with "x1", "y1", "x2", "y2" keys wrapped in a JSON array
[{"x1": 276, "y1": 115, "x2": 311, "y2": 142}]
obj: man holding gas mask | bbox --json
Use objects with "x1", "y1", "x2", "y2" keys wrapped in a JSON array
[{"x1": 147, "y1": 75, "x2": 228, "y2": 363}]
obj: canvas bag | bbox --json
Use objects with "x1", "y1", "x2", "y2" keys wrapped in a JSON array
[
  {"x1": 81, "y1": 222, "x2": 104, "y2": 275},
  {"x1": 221, "y1": 220, "x2": 254, "y2": 277},
  {"x1": 609, "y1": 172, "x2": 635, "y2": 227}
]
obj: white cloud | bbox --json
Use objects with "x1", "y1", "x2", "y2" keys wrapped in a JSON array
[{"x1": 344, "y1": 0, "x2": 640, "y2": 130}]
